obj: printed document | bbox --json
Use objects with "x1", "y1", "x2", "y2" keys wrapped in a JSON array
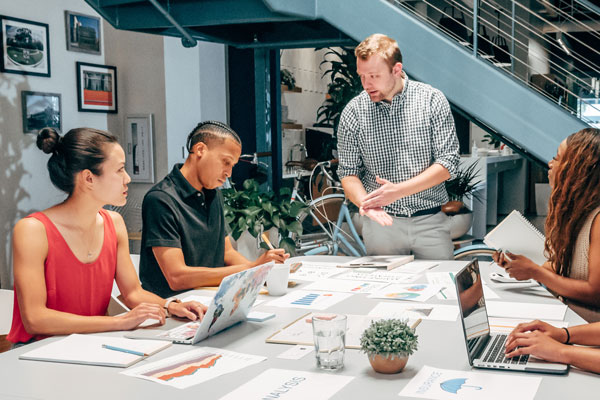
[
  {"x1": 122, "y1": 347, "x2": 266, "y2": 389},
  {"x1": 399, "y1": 365, "x2": 541, "y2": 400},
  {"x1": 289, "y1": 262, "x2": 347, "y2": 282},
  {"x1": 485, "y1": 301, "x2": 568, "y2": 320},
  {"x1": 266, "y1": 313, "x2": 388, "y2": 349},
  {"x1": 368, "y1": 284, "x2": 444, "y2": 302},
  {"x1": 368, "y1": 302, "x2": 459, "y2": 322},
  {"x1": 220, "y1": 368, "x2": 353, "y2": 400},
  {"x1": 303, "y1": 278, "x2": 390, "y2": 294},
  {"x1": 267, "y1": 290, "x2": 353, "y2": 310}
]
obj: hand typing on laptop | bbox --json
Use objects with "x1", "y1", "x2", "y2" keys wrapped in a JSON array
[
  {"x1": 117, "y1": 301, "x2": 207, "y2": 330},
  {"x1": 166, "y1": 300, "x2": 208, "y2": 322},
  {"x1": 504, "y1": 320, "x2": 569, "y2": 364}
]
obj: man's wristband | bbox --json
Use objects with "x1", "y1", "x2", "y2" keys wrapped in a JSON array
[
  {"x1": 164, "y1": 298, "x2": 181, "y2": 317},
  {"x1": 562, "y1": 327, "x2": 570, "y2": 344}
]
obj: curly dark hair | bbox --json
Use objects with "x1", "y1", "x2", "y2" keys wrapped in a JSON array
[{"x1": 545, "y1": 128, "x2": 600, "y2": 277}]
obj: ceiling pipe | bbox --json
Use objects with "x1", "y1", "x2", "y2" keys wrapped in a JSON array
[{"x1": 147, "y1": 0, "x2": 197, "y2": 47}]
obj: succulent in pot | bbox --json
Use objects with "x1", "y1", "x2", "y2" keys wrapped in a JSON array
[{"x1": 360, "y1": 319, "x2": 418, "y2": 374}]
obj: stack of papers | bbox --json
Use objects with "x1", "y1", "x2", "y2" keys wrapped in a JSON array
[{"x1": 338, "y1": 255, "x2": 414, "y2": 271}]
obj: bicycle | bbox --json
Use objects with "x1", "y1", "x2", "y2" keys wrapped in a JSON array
[
  {"x1": 287, "y1": 160, "x2": 367, "y2": 257},
  {"x1": 453, "y1": 243, "x2": 496, "y2": 260}
]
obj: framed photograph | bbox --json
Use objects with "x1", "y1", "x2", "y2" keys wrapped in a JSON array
[
  {"x1": 21, "y1": 91, "x2": 61, "y2": 134},
  {"x1": 0, "y1": 15, "x2": 50, "y2": 77},
  {"x1": 124, "y1": 114, "x2": 155, "y2": 183},
  {"x1": 76, "y1": 61, "x2": 117, "y2": 113},
  {"x1": 64, "y1": 11, "x2": 101, "y2": 55}
]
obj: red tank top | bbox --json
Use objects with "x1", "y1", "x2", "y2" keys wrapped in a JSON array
[{"x1": 8, "y1": 209, "x2": 118, "y2": 343}]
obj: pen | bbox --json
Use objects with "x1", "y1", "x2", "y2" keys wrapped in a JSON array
[
  {"x1": 261, "y1": 233, "x2": 275, "y2": 250},
  {"x1": 102, "y1": 344, "x2": 148, "y2": 357},
  {"x1": 349, "y1": 263, "x2": 377, "y2": 266}
]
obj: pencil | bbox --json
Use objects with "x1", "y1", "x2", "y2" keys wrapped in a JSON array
[
  {"x1": 261, "y1": 232, "x2": 275, "y2": 250},
  {"x1": 102, "y1": 344, "x2": 148, "y2": 357},
  {"x1": 410, "y1": 318, "x2": 422, "y2": 330}
]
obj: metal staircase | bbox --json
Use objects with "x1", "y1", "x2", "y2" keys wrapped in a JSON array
[{"x1": 86, "y1": 0, "x2": 595, "y2": 162}]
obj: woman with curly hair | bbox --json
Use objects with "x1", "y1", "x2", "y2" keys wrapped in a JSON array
[{"x1": 494, "y1": 128, "x2": 600, "y2": 322}]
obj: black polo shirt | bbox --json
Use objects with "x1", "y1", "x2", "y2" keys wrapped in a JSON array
[{"x1": 140, "y1": 164, "x2": 226, "y2": 298}]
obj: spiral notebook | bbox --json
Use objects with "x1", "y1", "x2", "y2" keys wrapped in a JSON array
[{"x1": 484, "y1": 210, "x2": 546, "y2": 265}]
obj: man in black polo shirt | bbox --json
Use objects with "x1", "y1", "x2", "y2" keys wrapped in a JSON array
[{"x1": 140, "y1": 121, "x2": 288, "y2": 298}]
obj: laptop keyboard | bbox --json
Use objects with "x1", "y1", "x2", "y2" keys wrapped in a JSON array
[
  {"x1": 482, "y1": 334, "x2": 529, "y2": 365},
  {"x1": 158, "y1": 322, "x2": 199, "y2": 340}
]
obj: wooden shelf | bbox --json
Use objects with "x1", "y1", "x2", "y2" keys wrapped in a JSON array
[
  {"x1": 281, "y1": 84, "x2": 302, "y2": 93},
  {"x1": 282, "y1": 123, "x2": 303, "y2": 129}
]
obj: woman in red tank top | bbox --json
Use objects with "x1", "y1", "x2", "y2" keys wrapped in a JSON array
[{"x1": 8, "y1": 127, "x2": 206, "y2": 345}]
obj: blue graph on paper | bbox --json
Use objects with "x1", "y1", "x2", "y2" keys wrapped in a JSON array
[{"x1": 291, "y1": 293, "x2": 320, "y2": 306}]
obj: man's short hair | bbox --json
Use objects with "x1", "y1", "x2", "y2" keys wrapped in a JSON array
[
  {"x1": 186, "y1": 121, "x2": 242, "y2": 153},
  {"x1": 355, "y1": 33, "x2": 403, "y2": 70}
]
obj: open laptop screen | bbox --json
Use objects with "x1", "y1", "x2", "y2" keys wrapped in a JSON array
[{"x1": 455, "y1": 260, "x2": 491, "y2": 361}]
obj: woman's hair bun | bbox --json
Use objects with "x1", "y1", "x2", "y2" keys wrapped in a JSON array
[{"x1": 36, "y1": 127, "x2": 61, "y2": 154}]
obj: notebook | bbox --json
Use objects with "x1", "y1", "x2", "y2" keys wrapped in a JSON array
[
  {"x1": 337, "y1": 255, "x2": 415, "y2": 271},
  {"x1": 484, "y1": 210, "x2": 546, "y2": 265},
  {"x1": 19, "y1": 334, "x2": 171, "y2": 368}
]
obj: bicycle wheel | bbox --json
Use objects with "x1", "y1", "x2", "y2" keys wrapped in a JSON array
[
  {"x1": 293, "y1": 194, "x2": 356, "y2": 254},
  {"x1": 453, "y1": 244, "x2": 496, "y2": 261}
]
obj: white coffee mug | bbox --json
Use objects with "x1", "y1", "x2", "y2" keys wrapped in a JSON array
[{"x1": 266, "y1": 264, "x2": 290, "y2": 296}]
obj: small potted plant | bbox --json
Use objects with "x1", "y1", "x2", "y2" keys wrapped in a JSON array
[
  {"x1": 360, "y1": 319, "x2": 418, "y2": 374},
  {"x1": 222, "y1": 179, "x2": 306, "y2": 257},
  {"x1": 443, "y1": 161, "x2": 483, "y2": 239}
]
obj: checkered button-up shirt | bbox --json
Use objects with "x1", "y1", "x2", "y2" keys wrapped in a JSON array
[{"x1": 337, "y1": 76, "x2": 460, "y2": 216}]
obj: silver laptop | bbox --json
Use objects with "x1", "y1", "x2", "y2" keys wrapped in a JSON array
[
  {"x1": 126, "y1": 262, "x2": 274, "y2": 344},
  {"x1": 454, "y1": 260, "x2": 568, "y2": 374}
]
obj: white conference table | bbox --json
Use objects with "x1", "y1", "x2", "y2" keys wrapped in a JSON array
[{"x1": 0, "y1": 256, "x2": 598, "y2": 399}]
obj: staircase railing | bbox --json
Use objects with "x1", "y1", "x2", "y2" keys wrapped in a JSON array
[{"x1": 388, "y1": 0, "x2": 600, "y2": 128}]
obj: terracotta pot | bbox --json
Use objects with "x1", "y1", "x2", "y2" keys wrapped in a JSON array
[
  {"x1": 441, "y1": 200, "x2": 464, "y2": 215},
  {"x1": 368, "y1": 353, "x2": 409, "y2": 374}
]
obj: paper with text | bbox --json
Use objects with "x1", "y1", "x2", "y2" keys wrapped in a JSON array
[
  {"x1": 336, "y1": 270, "x2": 420, "y2": 283},
  {"x1": 399, "y1": 365, "x2": 541, "y2": 400},
  {"x1": 289, "y1": 262, "x2": 347, "y2": 281},
  {"x1": 220, "y1": 368, "x2": 353, "y2": 400}
]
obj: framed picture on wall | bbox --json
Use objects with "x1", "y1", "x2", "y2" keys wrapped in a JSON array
[
  {"x1": 0, "y1": 15, "x2": 50, "y2": 77},
  {"x1": 64, "y1": 11, "x2": 101, "y2": 55},
  {"x1": 76, "y1": 61, "x2": 117, "y2": 113},
  {"x1": 21, "y1": 91, "x2": 61, "y2": 134},
  {"x1": 124, "y1": 114, "x2": 155, "y2": 183}
]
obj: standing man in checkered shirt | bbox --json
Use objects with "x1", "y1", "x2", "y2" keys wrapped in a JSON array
[{"x1": 337, "y1": 33, "x2": 460, "y2": 259}]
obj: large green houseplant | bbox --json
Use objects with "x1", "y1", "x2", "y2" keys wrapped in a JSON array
[
  {"x1": 316, "y1": 46, "x2": 363, "y2": 134},
  {"x1": 360, "y1": 319, "x2": 419, "y2": 374},
  {"x1": 222, "y1": 179, "x2": 306, "y2": 255}
]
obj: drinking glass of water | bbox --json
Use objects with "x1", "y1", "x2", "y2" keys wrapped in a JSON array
[{"x1": 311, "y1": 314, "x2": 347, "y2": 370}]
